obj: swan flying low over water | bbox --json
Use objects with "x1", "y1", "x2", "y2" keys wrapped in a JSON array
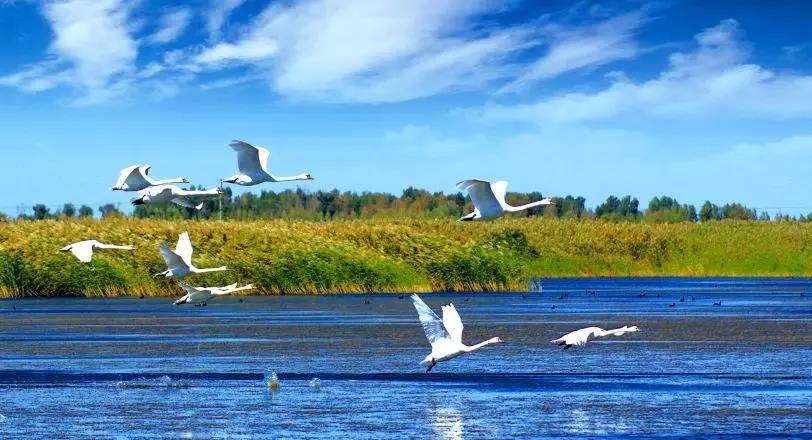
[
  {"x1": 551, "y1": 326, "x2": 640, "y2": 349},
  {"x1": 222, "y1": 140, "x2": 314, "y2": 186},
  {"x1": 457, "y1": 179, "x2": 554, "y2": 221},
  {"x1": 411, "y1": 294, "x2": 502, "y2": 372},
  {"x1": 60, "y1": 240, "x2": 134, "y2": 263},
  {"x1": 156, "y1": 232, "x2": 226, "y2": 278},
  {"x1": 112, "y1": 165, "x2": 188, "y2": 191},
  {"x1": 174, "y1": 282, "x2": 253, "y2": 305},
  {"x1": 131, "y1": 185, "x2": 222, "y2": 210}
]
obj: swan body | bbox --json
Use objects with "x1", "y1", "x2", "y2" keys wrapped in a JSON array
[
  {"x1": 155, "y1": 232, "x2": 227, "y2": 278},
  {"x1": 551, "y1": 325, "x2": 639, "y2": 349},
  {"x1": 131, "y1": 185, "x2": 222, "y2": 210},
  {"x1": 112, "y1": 165, "x2": 188, "y2": 191},
  {"x1": 222, "y1": 140, "x2": 314, "y2": 186},
  {"x1": 174, "y1": 282, "x2": 253, "y2": 305},
  {"x1": 60, "y1": 240, "x2": 133, "y2": 263},
  {"x1": 457, "y1": 179, "x2": 553, "y2": 221},
  {"x1": 411, "y1": 294, "x2": 502, "y2": 372}
]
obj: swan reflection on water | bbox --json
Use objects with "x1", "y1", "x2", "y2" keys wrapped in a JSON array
[{"x1": 428, "y1": 399, "x2": 464, "y2": 440}]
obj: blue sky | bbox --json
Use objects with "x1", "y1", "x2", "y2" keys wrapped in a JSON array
[{"x1": 1, "y1": 0, "x2": 812, "y2": 216}]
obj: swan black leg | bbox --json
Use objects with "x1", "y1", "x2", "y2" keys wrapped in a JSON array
[{"x1": 426, "y1": 360, "x2": 437, "y2": 373}]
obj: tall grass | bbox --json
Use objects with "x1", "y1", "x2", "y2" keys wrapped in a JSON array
[{"x1": 0, "y1": 218, "x2": 810, "y2": 297}]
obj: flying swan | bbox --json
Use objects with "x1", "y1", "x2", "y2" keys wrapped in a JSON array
[
  {"x1": 457, "y1": 179, "x2": 554, "y2": 221},
  {"x1": 222, "y1": 140, "x2": 314, "y2": 186},
  {"x1": 156, "y1": 232, "x2": 227, "y2": 278},
  {"x1": 131, "y1": 185, "x2": 222, "y2": 210},
  {"x1": 174, "y1": 282, "x2": 253, "y2": 306},
  {"x1": 60, "y1": 240, "x2": 134, "y2": 263},
  {"x1": 112, "y1": 165, "x2": 188, "y2": 191},
  {"x1": 411, "y1": 293, "x2": 502, "y2": 372},
  {"x1": 551, "y1": 326, "x2": 640, "y2": 349}
]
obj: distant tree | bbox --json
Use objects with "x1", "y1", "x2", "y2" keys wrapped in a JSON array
[
  {"x1": 699, "y1": 201, "x2": 721, "y2": 222},
  {"x1": 78, "y1": 205, "x2": 94, "y2": 218},
  {"x1": 596, "y1": 195, "x2": 639, "y2": 221},
  {"x1": 645, "y1": 196, "x2": 697, "y2": 223},
  {"x1": 62, "y1": 203, "x2": 76, "y2": 218},
  {"x1": 98, "y1": 204, "x2": 123, "y2": 219},
  {"x1": 721, "y1": 203, "x2": 756, "y2": 220},
  {"x1": 758, "y1": 211, "x2": 771, "y2": 221},
  {"x1": 32, "y1": 204, "x2": 50, "y2": 220}
]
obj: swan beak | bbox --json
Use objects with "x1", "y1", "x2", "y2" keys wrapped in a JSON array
[{"x1": 306, "y1": 174, "x2": 315, "y2": 180}]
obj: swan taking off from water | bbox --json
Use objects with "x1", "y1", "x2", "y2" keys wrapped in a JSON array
[
  {"x1": 411, "y1": 294, "x2": 502, "y2": 372},
  {"x1": 222, "y1": 140, "x2": 314, "y2": 186},
  {"x1": 60, "y1": 240, "x2": 133, "y2": 263},
  {"x1": 156, "y1": 232, "x2": 227, "y2": 278},
  {"x1": 174, "y1": 282, "x2": 253, "y2": 305},
  {"x1": 457, "y1": 179, "x2": 554, "y2": 221},
  {"x1": 131, "y1": 185, "x2": 222, "y2": 210},
  {"x1": 551, "y1": 326, "x2": 640, "y2": 349},
  {"x1": 112, "y1": 165, "x2": 188, "y2": 191}
]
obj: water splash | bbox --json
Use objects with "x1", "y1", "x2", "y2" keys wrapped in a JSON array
[
  {"x1": 264, "y1": 370, "x2": 280, "y2": 392},
  {"x1": 309, "y1": 377, "x2": 321, "y2": 390},
  {"x1": 108, "y1": 375, "x2": 190, "y2": 389}
]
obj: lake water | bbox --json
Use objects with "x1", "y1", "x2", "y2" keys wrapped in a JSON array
[{"x1": 0, "y1": 277, "x2": 810, "y2": 438}]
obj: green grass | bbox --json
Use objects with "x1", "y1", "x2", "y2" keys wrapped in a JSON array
[{"x1": 0, "y1": 218, "x2": 811, "y2": 297}]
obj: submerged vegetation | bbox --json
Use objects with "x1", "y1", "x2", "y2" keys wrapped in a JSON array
[{"x1": 1, "y1": 218, "x2": 812, "y2": 297}]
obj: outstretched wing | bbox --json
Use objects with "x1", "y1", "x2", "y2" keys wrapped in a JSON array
[
  {"x1": 114, "y1": 165, "x2": 139, "y2": 189},
  {"x1": 174, "y1": 232, "x2": 194, "y2": 266},
  {"x1": 178, "y1": 281, "x2": 200, "y2": 295},
  {"x1": 457, "y1": 179, "x2": 501, "y2": 215},
  {"x1": 489, "y1": 181, "x2": 510, "y2": 208},
  {"x1": 441, "y1": 303, "x2": 464, "y2": 343},
  {"x1": 70, "y1": 242, "x2": 94, "y2": 263},
  {"x1": 171, "y1": 198, "x2": 203, "y2": 210},
  {"x1": 230, "y1": 140, "x2": 270, "y2": 175},
  {"x1": 159, "y1": 242, "x2": 186, "y2": 269},
  {"x1": 411, "y1": 294, "x2": 451, "y2": 348}
]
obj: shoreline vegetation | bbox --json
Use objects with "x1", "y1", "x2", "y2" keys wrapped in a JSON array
[{"x1": 1, "y1": 218, "x2": 812, "y2": 298}]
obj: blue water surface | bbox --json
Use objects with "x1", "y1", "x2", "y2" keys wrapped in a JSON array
[{"x1": 0, "y1": 277, "x2": 810, "y2": 438}]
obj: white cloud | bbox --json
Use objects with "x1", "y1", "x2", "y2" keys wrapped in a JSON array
[
  {"x1": 147, "y1": 8, "x2": 192, "y2": 45},
  {"x1": 501, "y1": 10, "x2": 646, "y2": 92},
  {"x1": 0, "y1": 0, "x2": 137, "y2": 104},
  {"x1": 205, "y1": 0, "x2": 245, "y2": 41},
  {"x1": 188, "y1": 0, "x2": 533, "y2": 103},
  {"x1": 471, "y1": 19, "x2": 812, "y2": 124}
]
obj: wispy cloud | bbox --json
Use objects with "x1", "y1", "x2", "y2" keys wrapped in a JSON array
[
  {"x1": 205, "y1": 0, "x2": 245, "y2": 41},
  {"x1": 146, "y1": 8, "x2": 192, "y2": 45},
  {"x1": 470, "y1": 19, "x2": 812, "y2": 124},
  {"x1": 0, "y1": 0, "x2": 137, "y2": 105},
  {"x1": 500, "y1": 10, "x2": 647, "y2": 93}
]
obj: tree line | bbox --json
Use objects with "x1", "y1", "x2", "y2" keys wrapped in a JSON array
[{"x1": 6, "y1": 187, "x2": 811, "y2": 223}]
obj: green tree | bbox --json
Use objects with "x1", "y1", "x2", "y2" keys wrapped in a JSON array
[
  {"x1": 32, "y1": 204, "x2": 50, "y2": 220},
  {"x1": 62, "y1": 203, "x2": 76, "y2": 218}
]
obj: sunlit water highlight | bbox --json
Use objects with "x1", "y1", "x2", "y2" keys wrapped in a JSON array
[{"x1": 0, "y1": 277, "x2": 809, "y2": 438}]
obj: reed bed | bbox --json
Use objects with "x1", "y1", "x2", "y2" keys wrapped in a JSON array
[{"x1": 0, "y1": 218, "x2": 810, "y2": 297}]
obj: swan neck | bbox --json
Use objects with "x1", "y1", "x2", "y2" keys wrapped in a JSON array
[
  {"x1": 272, "y1": 173, "x2": 309, "y2": 182},
  {"x1": 466, "y1": 337, "x2": 500, "y2": 352}
]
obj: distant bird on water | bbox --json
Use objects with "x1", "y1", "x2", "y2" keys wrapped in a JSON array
[
  {"x1": 155, "y1": 232, "x2": 227, "y2": 278},
  {"x1": 112, "y1": 165, "x2": 188, "y2": 191},
  {"x1": 411, "y1": 294, "x2": 502, "y2": 372},
  {"x1": 131, "y1": 185, "x2": 222, "y2": 210},
  {"x1": 174, "y1": 282, "x2": 253, "y2": 306},
  {"x1": 456, "y1": 179, "x2": 554, "y2": 221},
  {"x1": 60, "y1": 240, "x2": 133, "y2": 263},
  {"x1": 222, "y1": 140, "x2": 314, "y2": 186},
  {"x1": 551, "y1": 326, "x2": 640, "y2": 349}
]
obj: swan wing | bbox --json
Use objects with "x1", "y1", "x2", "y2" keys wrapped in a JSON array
[
  {"x1": 114, "y1": 165, "x2": 139, "y2": 189},
  {"x1": 457, "y1": 179, "x2": 502, "y2": 215},
  {"x1": 230, "y1": 140, "x2": 270, "y2": 175},
  {"x1": 159, "y1": 242, "x2": 186, "y2": 270},
  {"x1": 441, "y1": 303, "x2": 464, "y2": 343},
  {"x1": 489, "y1": 181, "x2": 511, "y2": 209},
  {"x1": 174, "y1": 232, "x2": 194, "y2": 266},
  {"x1": 411, "y1": 294, "x2": 451, "y2": 348},
  {"x1": 70, "y1": 242, "x2": 94, "y2": 263},
  {"x1": 178, "y1": 282, "x2": 200, "y2": 295}
]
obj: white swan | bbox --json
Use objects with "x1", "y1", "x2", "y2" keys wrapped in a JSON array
[
  {"x1": 222, "y1": 140, "x2": 314, "y2": 186},
  {"x1": 112, "y1": 165, "x2": 188, "y2": 191},
  {"x1": 457, "y1": 179, "x2": 554, "y2": 221},
  {"x1": 551, "y1": 326, "x2": 640, "y2": 349},
  {"x1": 131, "y1": 185, "x2": 222, "y2": 210},
  {"x1": 59, "y1": 240, "x2": 134, "y2": 263},
  {"x1": 155, "y1": 232, "x2": 227, "y2": 278},
  {"x1": 411, "y1": 294, "x2": 502, "y2": 372},
  {"x1": 174, "y1": 282, "x2": 253, "y2": 305}
]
